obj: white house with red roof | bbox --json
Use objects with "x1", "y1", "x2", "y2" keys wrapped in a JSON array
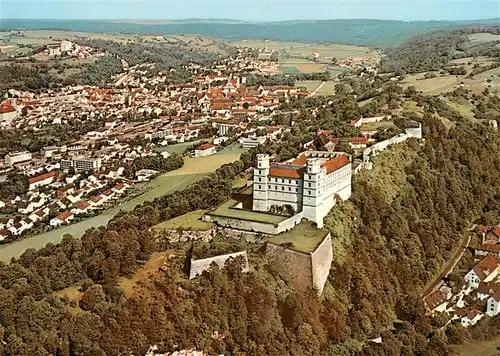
[
  {"x1": 28, "y1": 170, "x2": 59, "y2": 190},
  {"x1": 50, "y1": 211, "x2": 74, "y2": 227},
  {"x1": 0, "y1": 100, "x2": 18, "y2": 125},
  {"x1": 195, "y1": 143, "x2": 216, "y2": 157},
  {"x1": 252, "y1": 151, "x2": 352, "y2": 228},
  {"x1": 465, "y1": 255, "x2": 500, "y2": 290},
  {"x1": 0, "y1": 228, "x2": 9, "y2": 241},
  {"x1": 111, "y1": 183, "x2": 127, "y2": 195},
  {"x1": 71, "y1": 201, "x2": 91, "y2": 215}
]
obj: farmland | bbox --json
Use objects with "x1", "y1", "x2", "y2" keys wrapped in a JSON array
[{"x1": 234, "y1": 40, "x2": 380, "y2": 75}]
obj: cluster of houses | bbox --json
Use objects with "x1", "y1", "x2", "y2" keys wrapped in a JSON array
[
  {"x1": 425, "y1": 224, "x2": 500, "y2": 328},
  {"x1": 0, "y1": 164, "x2": 135, "y2": 242},
  {"x1": 35, "y1": 39, "x2": 104, "y2": 58}
]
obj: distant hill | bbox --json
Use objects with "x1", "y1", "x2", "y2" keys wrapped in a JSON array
[
  {"x1": 381, "y1": 25, "x2": 500, "y2": 73},
  {"x1": 1, "y1": 18, "x2": 499, "y2": 47}
]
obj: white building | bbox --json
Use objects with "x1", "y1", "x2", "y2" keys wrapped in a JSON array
[
  {"x1": 5, "y1": 151, "x2": 32, "y2": 166},
  {"x1": 465, "y1": 255, "x2": 500, "y2": 290},
  {"x1": 194, "y1": 143, "x2": 216, "y2": 157},
  {"x1": 487, "y1": 291, "x2": 500, "y2": 316},
  {"x1": 61, "y1": 156, "x2": 102, "y2": 172},
  {"x1": 252, "y1": 152, "x2": 352, "y2": 228},
  {"x1": 239, "y1": 137, "x2": 267, "y2": 149},
  {"x1": 28, "y1": 170, "x2": 59, "y2": 190}
]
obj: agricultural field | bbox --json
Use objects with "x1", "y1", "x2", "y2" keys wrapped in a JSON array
[
  {"x1": 234, "y1": 39, "x2": 380, "y2": 74},
  {"x1": 168, "y1": 153, "x2": 242, "y2": 176},
  {"x1": 279, "y1": 57, "x2": 325, "y2": 74},
  {"x1": 468, "y1": 32, "x2": 500, "y2": 43},
  {"x1": 153, "y1": 210, "x2": 214, "y2": 231},
  {"x1": 402, "y1": 64, "x2": 500, "y2": 96},
  {"x1": 296, "y1": 80, "x2": 323, "y2": 91},
  {"x1": 452, "y1": 337, "x2": 500, "y2": 356}
]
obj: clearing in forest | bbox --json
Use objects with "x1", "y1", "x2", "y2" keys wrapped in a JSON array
[{"x1": 118, "y1": 251, "x2": 171, "y2": 298}]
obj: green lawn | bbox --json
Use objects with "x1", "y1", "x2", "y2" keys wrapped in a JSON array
[
  {"x1": 267, "y1": 221, "x2": 328, "y2": 253},
  {"x1": 360, "y1": 120, "x2": 394, "y2": 131},
  {"x1": 215, "y1": 143, "x2": 248, "y2": 155},
  {"x1": 154, "y1": 210, "x2": 214, "y2": 231},
  {"x1": 211, "y1": 199, "x2": 287, "y2": 224}
]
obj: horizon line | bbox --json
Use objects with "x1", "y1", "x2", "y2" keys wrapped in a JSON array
[{"x1": 2, "y1": 17, "x2": 499, "y2": 22}]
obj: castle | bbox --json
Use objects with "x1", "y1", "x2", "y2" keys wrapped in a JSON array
[{"x1": 252, "y1": 151, "x2": 352, "y2": 228}]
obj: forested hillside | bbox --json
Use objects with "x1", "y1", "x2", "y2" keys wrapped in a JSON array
[
  {"x1": 1, "y1": 86, "x2": 500, "y2": 354},
  {"x1": 1, "y1": 18, "x2": 499, "y2": 47},
  {"x1": 0, "y1": 37, "x2": 236, "y2": 90},
  {"x1": 381, "y1": 26, "x2": 500, "y2": 73}
]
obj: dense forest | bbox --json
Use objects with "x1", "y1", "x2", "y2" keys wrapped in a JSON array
[
  {"x1": 381, "y1": 26, "x2": 500, "y2": 73},
  {"x1": 0, "y1": 80, "x2": 499, "y2": 354}
]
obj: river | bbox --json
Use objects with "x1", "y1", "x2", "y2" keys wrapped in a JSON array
[
  {"x1": 0, "y1": 145, "x2": 243, "y2": 262},
  {"x1": 0, "y1": 172, "x2": 206, "y2": 262}
]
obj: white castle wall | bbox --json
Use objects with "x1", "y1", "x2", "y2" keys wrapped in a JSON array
[
  {"x1": 359, "y1": 123, "x2": 422, "y2": 173},
  {"x1": 189, "y1": 251, "x2": 249, "y2": 279},
  {"x1": 311, "y1": 234, "x2": 333, "y2": 294}
]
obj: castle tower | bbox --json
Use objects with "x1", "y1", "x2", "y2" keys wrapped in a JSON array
[
  {"x1": 302, "y1": 159, "x2": 324, "y2": 227},
  {"x1": 252, "y1": 154, "x2": 270, "y2": 211}
]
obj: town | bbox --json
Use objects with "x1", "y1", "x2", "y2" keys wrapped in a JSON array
[
  {"x1": 1, "y1": 16, "x2": 499, "y2": 355},
  {"x1": 0, "y1": 38, "x2": 413, "y2": 245}
]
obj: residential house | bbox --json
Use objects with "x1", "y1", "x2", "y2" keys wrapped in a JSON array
[
  {"x1": 71, "y1": 201, "x2": 91, "y2": 215},
  {"x1": 194, "y1": 143, "x2": 216, "y2": 157},
  {"x1": 455, "y1": 308, "x2": 484, "y2": 327},
  {"x1": 28, "y1": 170, "x2": 59, "y2": 190},
  {"x1": 465, "y1": 255, "x2": 500, "y2": 289},
  {"x1": 112, "y1": 183, "x2": 127, "y2": 195},
  {"x1": 50, "y1": 211, "x2": 74, "y2": 227},
  {"x1": 487, "y1": 290, "x2": 500, "y2": 316},
  {"x1": 424, "y1": 286, "x2": 452, "y2": 313},
  {"x1": 0, "y1": 228, "x2": 9, "y2": 241}
]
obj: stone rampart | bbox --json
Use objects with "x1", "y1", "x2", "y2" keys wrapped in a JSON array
[{"x1": 189, "y1": 251, "x2": 249, "y2": 279}]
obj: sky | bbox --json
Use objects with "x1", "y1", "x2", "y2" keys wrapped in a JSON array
[{"x1": 1, "y1": 0, "x2": 499, "y2": 21}]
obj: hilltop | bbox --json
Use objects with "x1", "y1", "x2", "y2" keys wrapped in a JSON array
[{"x1": 1, "y1": 18, "x2": 499, "y2": 47}]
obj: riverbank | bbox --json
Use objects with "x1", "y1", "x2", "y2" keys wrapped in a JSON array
[{"x1": 0, "y1": 150, "x2": 243, "y2": 262}]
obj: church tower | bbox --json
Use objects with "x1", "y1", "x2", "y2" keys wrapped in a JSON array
[
  {"x1": 252, "y1": 154, "x2": 270, "y2": 211},
  {"x1": 302, "y1": 158, "x2": 324, "y2": 227}
]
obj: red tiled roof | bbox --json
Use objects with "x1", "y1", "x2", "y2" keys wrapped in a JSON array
[
  {"x1": 473, "y1": 255, "x2": 500, "y2": 281},
  {"x1": 0, "y1": 104, "x2": 15, "y2": 114},
  {"x1": 321, "y1": 155, "x2": 350, "y2": 174},
  {"x1": 196, "y1": 143, "x2": 216, "y2": 151},
  {"x1": 75, "y1": 201, "x2": 90, "y2": 210},
  {"x1": 330, "y1": 137, "x2": 369, "y2": 145},
  {"x1": 269, "y1": 167, "x2": 302, "y2": 179},
  {"x1": 424, "y1": 289, "x2": 447, "y2": 310},
  {"x1": 91, "y1": 195, "x2": 103, "y2": 203},
  {"x1": 29, "y1": 170, "x2": 58, "y2": 184},
  {"x1": 290, "y1": 154, "x2": 307, "y2": 166},
  {"x1": 113, "y1": 183, "x2": 125, "y2": 190},
  {"x1": 56, "y1": 211, "x2": 73, "y2": 221}
]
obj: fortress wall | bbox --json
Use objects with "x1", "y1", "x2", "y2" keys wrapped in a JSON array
[
  {"x1": 189, "y1": 251, "x2": 249, "y2": 279},
  {"x1": 310, "y1": 233, "x2": 333, "y2": 294},
  {"x1": 265, "y1": 243, "x2": 313, "y2": 292}
]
